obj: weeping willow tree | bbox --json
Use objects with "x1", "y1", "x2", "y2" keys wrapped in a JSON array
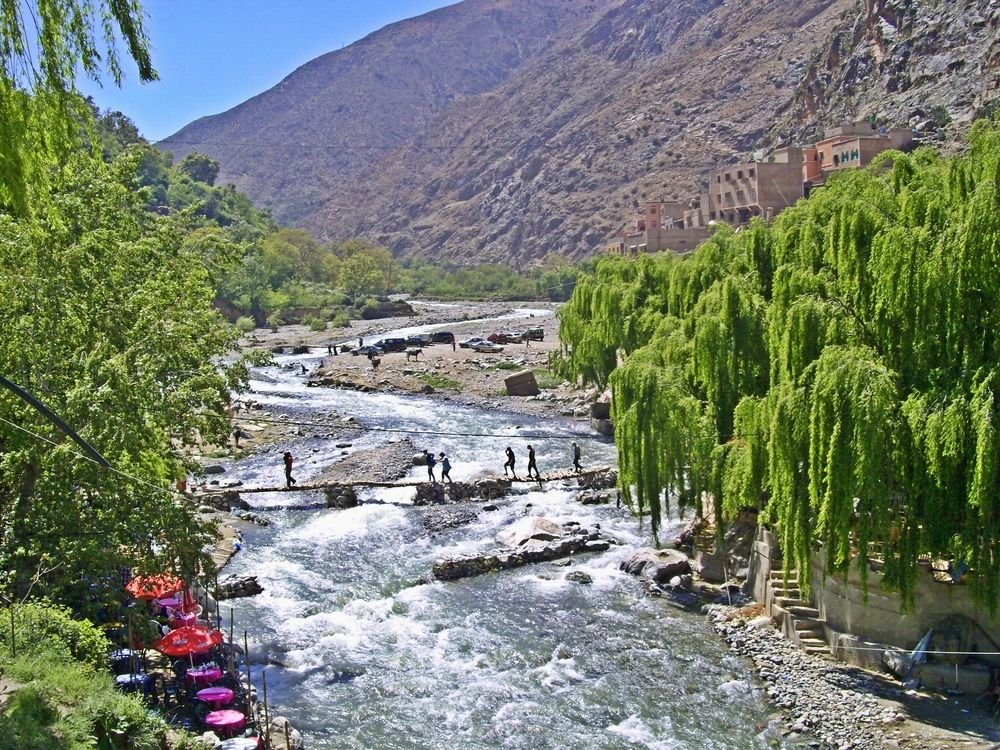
[
  {"x1": 561, "y1": 119, "x2": 1000, "y2": 608},
  {"x1": 0, "y1": 0, "x2": 155, "y2": 214}
]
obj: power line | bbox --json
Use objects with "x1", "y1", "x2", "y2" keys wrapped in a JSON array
[{"x1": 0, "y1": 415, "x2": 179, "y2": 500}]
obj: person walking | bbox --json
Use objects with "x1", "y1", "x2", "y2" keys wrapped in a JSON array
[
  {"x1": 503, "y1": 446, "x2": 518, "y2": 479},
  {"x1": 423, "y1": 449, "x2": 437, "y2": 483},
  {"x1": 283, "y1": 451, "x2": 296, "y2": 488},
  {"x1": 439, "y1": 452, "x2": 452, "y2": 483},
  {"x1": 526, "y1": 445, "x2": 540, "y2": 480},
  {"x1": 572, "y1": 442, "x2": 582, "y2": 472}
]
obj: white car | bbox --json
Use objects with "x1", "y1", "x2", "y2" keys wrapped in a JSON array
[
  {"x1": 459, "y1": 336, "x2": 487, "y2": 349},
  {"x1": 471, "y1": 341, "x2": 504, "y2": 353}
]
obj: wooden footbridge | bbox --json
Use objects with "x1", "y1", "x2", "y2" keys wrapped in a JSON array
[{"x1": 194, "y1": 465, "x2": 614, "y2": 498}]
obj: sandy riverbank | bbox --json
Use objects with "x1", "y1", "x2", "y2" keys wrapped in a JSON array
[{"x1": 239, "y1": 300, "x2": 598, "y2": 421}]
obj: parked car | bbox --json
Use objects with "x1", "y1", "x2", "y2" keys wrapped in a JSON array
[
  {"x1": 522, "y1": 327, "x2": 544, "y2": 341},
  {"x1": 405, "y1": 334, "x2": 429, "y2": 347},
  {"x1": 459, "y1": 336, "x2": 487, "y2": 349},
  {"x1": 352, "y1": 344, "x2": 384, "y2": 357},
  {"x1": 375, "y1": 337, "x2": 408, "y2": 353},
  {"x1": 431, "y1": 331, "x2": 455, "y2": 344},
  {"x1": 488, "y1": 331, "x2": 522, "y2": 344},
  {"x1": 472, "y1": 341, "x2": 504, "y2": 353}
]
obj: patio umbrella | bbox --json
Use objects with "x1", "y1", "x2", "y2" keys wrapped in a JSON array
[
  {"x1": 153, "y1": 625, "x2": 224, "y2": 658},
  {"x1": 125, "y1": 573, "x2": 183, "y2": 601}
]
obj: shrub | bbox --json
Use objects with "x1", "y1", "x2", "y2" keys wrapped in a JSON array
[
  {"x1": 304, "y1": 315, "x2": 327, "y2": 332},
  {"x1": 235, "y1": 316, "x2": 255, "y2": 333},
  {"x1": 2, "y1": 601, "x2": 109, "y2": 670}
]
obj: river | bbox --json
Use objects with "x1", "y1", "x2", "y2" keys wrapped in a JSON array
[{"x1": 217, "y1": 308, "x2": 787, "y2": 749}]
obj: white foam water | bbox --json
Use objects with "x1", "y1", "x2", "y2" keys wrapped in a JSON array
[{"x1": 216, "y1": 343, "x2": 786, "y2": 749}]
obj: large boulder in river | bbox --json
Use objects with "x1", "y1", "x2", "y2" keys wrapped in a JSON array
[
  {"x1": 621, "y1": 548, "x2": 691, "y2": 582},
  {"x1": 496, "y1": 517, "x2": 562, "y2": 548}
]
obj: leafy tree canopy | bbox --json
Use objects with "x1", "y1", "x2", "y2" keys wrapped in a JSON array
[
  {"x1": 557, "y1": 120, "x2": 1000, "y2": 609},
  {"x1": 0, "y1": 0, "x2": 155, "y2": 214}
]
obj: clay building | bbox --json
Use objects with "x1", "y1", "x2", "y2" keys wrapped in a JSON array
[{"x1": 802, "y1": 122, "x2": 913, "y2": 189}]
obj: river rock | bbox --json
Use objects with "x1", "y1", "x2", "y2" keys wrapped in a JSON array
[
  {"x1": 496, "y1": 517, "x2": 563, "y2": 548},
  {"x1": 268, "y1": 716, "x2": 304, "y2": 750},
  {"x1": 214, "y1": 575, "x2": 264, "y2": 600},
  {"x1": 433, "y1": 524, "x2": 615, "y2": 581},
  {"x1": 203, "y1": 464, "x2": 226, "y2": 475},
  {"x1": 621, "y1": 548, "x2": 692, "y2": 582},
  {"x1": 565, "y1": 570, "x2": 593, "y2": 584},
  {"x1": 324, "y1": 485, "x2": 359, "y2": 508}
]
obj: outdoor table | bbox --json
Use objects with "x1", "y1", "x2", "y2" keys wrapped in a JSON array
[
  {"x1": 153, "y1": 596, "x2": 182, "y2": 615},
  {"x1": 114, "y1": 672, "x2": 154, "y2": 697},
  {"x1": 168, "y1": 610, "x2": 199, "y2": 628},
  {"x1": 204, "y1": 709, "x2": 246, "y2": 738},
  {"x1": 195, "y1": 686, "x2": 234, "y2": 709},
  {"x1": 184, "y1": 664, "x2": 223, "y2": 686},
  {"x1": 217, "y1": 738, "x2": 262, "y2": 750}
]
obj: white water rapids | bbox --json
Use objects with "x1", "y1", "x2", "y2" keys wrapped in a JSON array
[{"x1": 214, "y1": 308, "x2": 789, "y2": 749}]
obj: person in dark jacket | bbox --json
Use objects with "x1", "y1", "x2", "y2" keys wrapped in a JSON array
[
  {"x1": 439, "y1": 452, "x2": 452, "y2": 483},
  {"x1": 283, "y1": 451, "x2": 296, "y2": 488},
  {"x1": 423, "y1": 449, "x2": 437, "y2": 483},
  {"x1": 526, "y1": 445, "x2": 540, "y2": 480},
  {"x1": 572, "y1": 442, "x2": 582, "y2": 472},
  {"x1": 503, "y1": 446, "x2": 518, "y2": 479}
]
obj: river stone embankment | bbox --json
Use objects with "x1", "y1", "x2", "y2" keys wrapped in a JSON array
[{"x1": 710, "y1": 606, "x2": 944, "y2": 750}]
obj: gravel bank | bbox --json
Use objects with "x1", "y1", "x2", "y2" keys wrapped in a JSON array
[{"x1": 709, "y1": 605, "x2": 1000, "y2": 749}]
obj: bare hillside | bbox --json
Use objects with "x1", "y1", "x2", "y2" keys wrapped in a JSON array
[{"x1": 160, "y1": 0, "x2": 999, "y2": 264}]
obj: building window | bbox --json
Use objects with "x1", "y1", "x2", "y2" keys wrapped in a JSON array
[
  {"x1": 736, "y1": 190, "x2": 746, "y2": 203},
  {"x1": 748, "y1": 168, "x2": 755, "y2": 177},
  {"x1": 737, "y1": 170, "x2": 743, "y2": 179},
  {"x1": 724, "y1": 173, "x2": 731, "y2": 181},
  {"x1": 748, "y1": 187, "x2": 757, "y2": 201},
  {"x1": 716, "y1": 175, "x2": 721, "y2": 183}
]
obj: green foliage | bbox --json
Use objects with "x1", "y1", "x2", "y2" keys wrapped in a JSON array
[
  {"x1": 415, "y1": 372, "x2": 461, "y2": 390},
  {"x1": 2, "y1": 602, "x2": 109, "y2": 670},
  {"x1": 340, "y1": 253, "x2": 388, "y2": 299},
  {"x1": 0, "y1": 1, "x2": 154, "y2": 215},
  {"x1": 305, "y1": 315, "x2": 327, "y2": 332},
  {"x1": 531, "y1": 369, "x2": 562, "y2": 390},
  {"x1": 0, "y1": 148, "x2": 241, "y2": 611},
  {"x1": 0, "y1": 654, "x2": 166, "y2": 750},
  {"x1": 559, "y1": 121, "x2": 1000, "y2": 607},
  {"x1": 235, "y1": 316, "x2": 256, "y2": 333},
  {"x1": 176, "y1": 151, "x2": 220, "y2": 186}
]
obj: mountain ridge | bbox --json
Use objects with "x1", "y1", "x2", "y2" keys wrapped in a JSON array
[{"x1": 160, "y1": 0, "x2": 998, "y2": 265}]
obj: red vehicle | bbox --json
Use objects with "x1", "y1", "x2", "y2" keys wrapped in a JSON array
[{"x1": 488, "y1": 331, "x2": 523, "y2": 344}]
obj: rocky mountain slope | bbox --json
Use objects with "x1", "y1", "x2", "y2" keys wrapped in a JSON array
[{"x1": 160, "y1": 0, "x2": 999, "y2": 265}]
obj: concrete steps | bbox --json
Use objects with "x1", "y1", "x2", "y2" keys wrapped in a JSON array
[{"x1": 767, "y1": 567, "x2": 830, "y2": 658}]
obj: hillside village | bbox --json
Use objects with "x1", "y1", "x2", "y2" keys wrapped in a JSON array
[{"x1": 606, "y1": 120, "x2": 914, "y2": 255}]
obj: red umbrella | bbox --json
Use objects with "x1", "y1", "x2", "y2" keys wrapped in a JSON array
[
  {"x1": 125, "y1": 573, "x2": 183, "y2": 601},
  {"x1": 153, "y1": 625, "x2": 224, "y2": 657}
]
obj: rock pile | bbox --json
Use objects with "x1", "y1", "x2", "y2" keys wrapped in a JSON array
[
  {"x1": 412, "y1": 478, "x2": 512, "y2": 505},
  {"x1": 214, "y1": 575, "x2": 265, "y2": 600},
  {"x1": 710, "y1": 606, "x2": 907, "y2": 750},
  {"x1": 432, "y1": 518, "x2": 612, "y2": 581}
]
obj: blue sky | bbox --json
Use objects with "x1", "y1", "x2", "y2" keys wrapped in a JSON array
[{"x1": 79, "y1": 0, "x2": 457, "y2": 141}]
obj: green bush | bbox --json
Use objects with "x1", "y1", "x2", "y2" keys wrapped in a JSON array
[
  {"x1": 235, "y1": 316, "x2": 255, "y2": 333},
  {"x1": 328, "y1": 311, "x2": 351, "y2": 328},
  {"x1": 2, "y1": 601, "x2": 109, "y2": 670},
  {"x1": 304, "y1": 315, "x2": 327, "y2": 332},
  {"x1": 0, "y1": 655, "x2": 166, "y2": 750}
]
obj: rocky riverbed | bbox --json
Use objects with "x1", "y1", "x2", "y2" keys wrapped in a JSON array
[{"x1": 709, "y1": 605, "x2": 1000, "y2": 750}]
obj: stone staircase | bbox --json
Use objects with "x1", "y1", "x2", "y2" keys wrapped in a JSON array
[{"x1": 768, "y1": 569, "x2": 830, "y2": 657}]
